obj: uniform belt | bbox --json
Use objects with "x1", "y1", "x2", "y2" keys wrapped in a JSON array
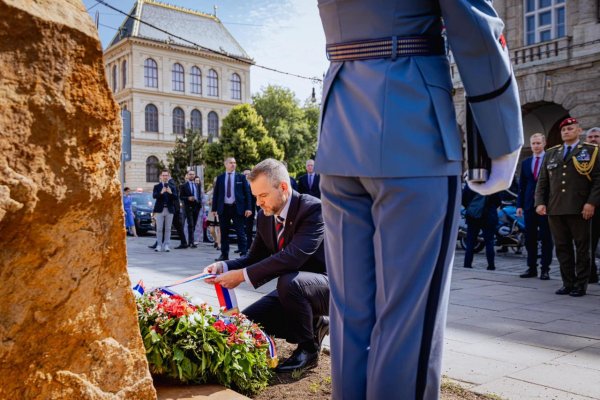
[{"x1": 326, "y1": 35, "x2": 445, "y2": 62}]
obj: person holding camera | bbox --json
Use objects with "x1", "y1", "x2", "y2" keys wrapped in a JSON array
[{"x1": 152, "y1": 169, "x2": 178, "y2": 252}]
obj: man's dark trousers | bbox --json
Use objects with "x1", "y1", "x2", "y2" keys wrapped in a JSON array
[
  {"x1": 219, "y1": 204, "x2": 247, "y2": 258},
  {"x1": 590, "y1": 213, "x2": 600, "y2": 282},
  {"x1": 548, "y1": 215, "x2": 591, "y2": 288},
  {"x1": 524, "y1": 209, "x2": 553, "y2": 272},
  {"x1": 243, "y1": 271, "x2": 329, "y2": 346},
  {"x1": 184, "y1": 203, "x2": 201, "y2": 244}
]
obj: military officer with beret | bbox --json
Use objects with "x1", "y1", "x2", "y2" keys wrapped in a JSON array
[{"x1": 535, "y1": 117, "x2": 600, "y2": 297}]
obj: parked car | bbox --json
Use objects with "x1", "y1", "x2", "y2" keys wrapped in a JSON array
[{"x1": 129, "y1": 191, "x2": 154, "y2": 235}]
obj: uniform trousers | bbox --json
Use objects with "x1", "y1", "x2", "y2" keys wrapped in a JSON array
[
  {"x1": 242, "y1": 272, "x2": 329, "y2": 347},
  {"x1": 320, "y1": 175, "x2": 460, "y2": 400},
  {"x1": 548, "y1": 214, "x2": 591, "y2": 288}
]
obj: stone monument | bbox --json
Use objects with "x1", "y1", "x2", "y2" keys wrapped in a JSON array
[{"x1": 0, "y1": 0, "x2": 157, "y2": 398}]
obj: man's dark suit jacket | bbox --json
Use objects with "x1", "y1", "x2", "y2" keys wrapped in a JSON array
[
  {"x1": 152, "y1": 182, "x2": 178, "y2": 213},
  {"x1": 517, "y1": 156, "x2": 539, "y2": 211},
  {"x1": 211, "y1": 172, "x2": 251, "y2": 216},
  {"x1": 180, "y1": 181, "x2": 202, "y2": 211},
  {"x1": 298, "y1": 174, "x2": 321, "y2": 198},
  {"x1": 226, "y1": 191, "x2": 327, "y2": 288}
]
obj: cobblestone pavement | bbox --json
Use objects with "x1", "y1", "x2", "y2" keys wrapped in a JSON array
[{"x1": 127, "y1": 236, "x2": 600, "y2": 400}]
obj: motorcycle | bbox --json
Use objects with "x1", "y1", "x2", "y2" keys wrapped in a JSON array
[{"x1": 458, "y1": 201, "x2": 526, "y2": 254}]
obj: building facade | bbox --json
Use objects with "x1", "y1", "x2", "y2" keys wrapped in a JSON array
[
  {"x1": 452, "y1": 0, "x2": 600, "y2": 155},
  {"x1": 104, "y1": 0, "x2": 252, "y2": 190}
]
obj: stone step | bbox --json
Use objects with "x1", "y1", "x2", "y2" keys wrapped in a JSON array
[{"x1": 155, "y1": 383, "x2": 250, "y2": 400}]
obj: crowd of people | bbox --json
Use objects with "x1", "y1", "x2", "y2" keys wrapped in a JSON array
[{"x1": 462, "y1": 120, "x2": 600, "y2": 297}]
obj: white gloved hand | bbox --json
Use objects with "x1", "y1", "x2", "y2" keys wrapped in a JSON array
[{"x1": 468, "y1": 148, "x2": 521, "y2": 195}]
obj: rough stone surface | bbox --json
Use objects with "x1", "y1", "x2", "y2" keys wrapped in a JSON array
[{"x1": 0, "y1": 1, "x2": 156, "y2": 398}]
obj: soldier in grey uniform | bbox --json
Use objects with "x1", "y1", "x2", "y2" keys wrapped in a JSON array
[
  {"x1": 535, "y1": 117, "x2": 600, "y2": 297},
  {"x1": 316, "y1": 1, "x2": 523, "y2": 399}
]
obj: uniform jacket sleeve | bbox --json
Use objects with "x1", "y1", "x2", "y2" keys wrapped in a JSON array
[{"x1": 439, "y1": 0, "x2": 524, "y2": 159}]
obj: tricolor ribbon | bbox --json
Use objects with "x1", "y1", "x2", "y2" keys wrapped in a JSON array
[
  {"x1": 260, "y1": 329, "x2": 278, "y2": 368},
  {"x1": 214, "y1": 283, "x2": 238, "y2": 313},
  {"x1": 132, "y1": 280, "x2": 146, "y2": 297}
]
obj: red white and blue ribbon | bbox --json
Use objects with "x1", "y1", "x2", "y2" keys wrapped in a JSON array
[{"x1": 131, "y1": 272, "x2": 239, "y2": 312}]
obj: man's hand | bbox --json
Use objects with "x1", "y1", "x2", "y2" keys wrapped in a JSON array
[
  {"x1": 536, "y1": 205, "x2": 547, "y2": 216},
  {"x1": 516, "y1": 207, "x2": 523, "y2": 217},
  {"x1": 203, "y1": 262, "x2": 223, "y2": 284},
  {"x1": 166, "y1": 186, "x2": 172, "y2": 194},
  {"x1": 244, "y1": 210, "x2": 252, "y2": 217},
  {"x1": 212, "y1": 211, "x2": 218, "y2": 217},
  {"x1": 468, "y1": 149, "x2": 521, "y2": 195},
  {"x1": 214, "y1": 270, "x2": 245, "y2": 289},
  {"x1": 582, "y1": 203, "x2": 595, "y2": 220}
]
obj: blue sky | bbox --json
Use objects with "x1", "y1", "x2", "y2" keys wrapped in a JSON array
[{"x1": 83, "y1": 0, "x2": 328, "y2": 103}]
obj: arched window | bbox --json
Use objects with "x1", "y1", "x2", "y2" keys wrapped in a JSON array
[
  {"x1": 208, "y1": 111, "x2": 219, "y2": 137},
  {"x1": 145, "y1": 104, "x2": 159, "y2": 132},
  {"x1": 191, "y1": 109, "x2": 202, "y2": 134},
  {"x1": 112, "y1": 65, "x2": 118, "y2": 92},
  {"x1": 172, "y1": 107, "x2": 185, "y2": 134},
  {"x1": 121, "y1": 60, "x2": 127, "y2": 89},
  {"x1": 207, "y1": 69, "x2": 218, "y2": 97},
  {"x1": 146, "y1": 156, "x2": 160, "y2": 182},
  {"x1": 144, "y1": 58, "x2": 158, "y2": 88},
  {"x1": 190, "y1": 66, "x2": 202, "y2": 94},
  {"x1": 172, "y1": 63, "x2": 184, "y2": 92},
  {"x1": 230, "y1": 73, "x2": 241, "y2": 100}
]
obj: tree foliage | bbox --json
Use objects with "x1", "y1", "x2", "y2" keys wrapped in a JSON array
[
  {"x1": 166, "y1": 130, "x2": 206, "y2": 185},
  {"x1": 202, "y1": 104, "x2": 283, "y2": 186},
  {"x1": 252, "y1": 85, "x2": 319, "y2": 175}
]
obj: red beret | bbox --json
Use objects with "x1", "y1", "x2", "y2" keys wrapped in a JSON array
[{"x1": 559, "y1": 117, "x2": 578, "y2": 129}]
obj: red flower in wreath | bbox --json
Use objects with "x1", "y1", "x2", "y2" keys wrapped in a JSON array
[{"x1": 213, "y1": 320, "x2": 226, "y2": 332}]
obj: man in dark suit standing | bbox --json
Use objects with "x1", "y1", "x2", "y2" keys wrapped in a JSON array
[
  {"x1": 517, "y1": 133, "x2": 554, "y2": 280},
  {"x1": 242, "y1": 169, "x2": 257, "y2": 250},
  {"x1": 298, "y1": 159, "x2": 320, "y2": 198},
  {"x1": 536, "y1": 117, "x2": 600, "y2": 297},
  {"x1": 211, "y1": 157, "x2": 252, "y2": 261},
  {"x1": 204, "y1": 159, "x2": 329, "y2": 372},
  {"x1": 152, "y1": 170, "x2": 178, "y2": 252},
  {"x1": 179, "y1": 170, "x2": 202, "y2": 249}
]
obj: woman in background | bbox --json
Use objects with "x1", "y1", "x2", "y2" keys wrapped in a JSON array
[{"x1": 123, "y1": 187, "x2": 137, "y2": 237}]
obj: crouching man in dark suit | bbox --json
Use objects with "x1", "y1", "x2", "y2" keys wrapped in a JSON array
[{"x1": 204, "y1": 158, "x2": 330, "y2": 372}]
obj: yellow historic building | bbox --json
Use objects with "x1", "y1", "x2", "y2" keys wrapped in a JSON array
[
  {"x1": 104, "y1": 0, "x2": 252, "y2": 190},
  {"x1": 452, "y1": 0, "x2": 600, "y2": 153}
]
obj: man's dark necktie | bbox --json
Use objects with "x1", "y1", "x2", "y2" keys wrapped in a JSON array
[
  {"x1": 190, "y1": 181, "x2": 196, "y2": 200},
  {"x1": 276, "y1": 216, "x2": 285, "y2": 250},
  {"x1": 308, "y1": 174, "x2": 313, "y2": 189},
  {"x1": 226, "y1": 173, "x2": 232, "y2": 198},
  {"x1": 564, "y1": 145, "x2": 572, "y2": 161},
  {"x1": 533, "y1": 156, "x2": 540, "y2": 180}
]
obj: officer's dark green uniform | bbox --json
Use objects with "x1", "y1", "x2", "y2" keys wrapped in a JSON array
[{"x1": 535, "y1": 138, "x2": 600, "y2": 293}]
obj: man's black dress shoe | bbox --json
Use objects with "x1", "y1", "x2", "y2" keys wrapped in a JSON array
[
  {"x1": 275, "y1": 347, "x2": 318, "y2": 373},
  {"x1": 463, "y1": 265, "x2": 473, "y2": 269},
  {"x1": 555, "y1": 286, "x2": 573, "y2": 295},
  {"x1": 175, "y1": 245, "x2": 188, "y2": 249},
  {"x1": 487, "y1": 265, "x2": 496, "y2": 271},
  {"x1": 239, "y1": 252, "x2": 247, "y2": 257},
  {"x1": 520, "y1": 269, "x2": 537, "y2": 278},
  {"x1": 314, "y1": 316, "x2": 329, "y2": 351},
  {"x1": 190, "y1": 244, "x2": 198, "y2": 248},
  {"x1": 569, "y1": 287, "x2": 586, "y2": 297},
  {"x1": 234, "y1": 249, "x2": 241, "y2": 254},
  {"x1": 540, "y1": 271, "x2": 550, "y2": 280},
  {"x1": 215, "y1": 255, "x2": 229, "y2": 261},
  {"x1": 148, "y1": 243, "x2": 157, "y2": 249}
]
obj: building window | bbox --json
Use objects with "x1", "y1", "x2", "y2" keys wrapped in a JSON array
[
  {"x1": 172, "y1": 107, "x2": 185, "y2": 134},
  {"x1": 230, "y1": 73, "x2": 241, "y2": 100},
  {"x1": 207, "y1": 69, "x2": 218, "y2": 97},
  {"x1": 121, "y1": 60, "x2": 127, "y2": 89},
  {"x1": 524, "y1": 0, "x2": 566, "y2": 45},
  {"x1": 144, "y1": 58, "x2": 158, "y2": 88},
  {"x1": 145, "y1": 104, "x2": 159, "y2": 132},
  {"x1": 190, "y1": 66, "x2": 202, "y2": 94},
  {"x1": 172, "y1": 63, "x2": 184, "y2": 92},
  {"x1": 146, "y1": 156, "x2": 160, "y2": 182},
  {"x1": 112, "y1": 65, "x2": 118, "y2": 92},
  {"x1": 208, "y1": 111, "x2": 219, "y2": 137},
  {"x1": 191, "y1": 109, "x2": 202, "y2": 134}
]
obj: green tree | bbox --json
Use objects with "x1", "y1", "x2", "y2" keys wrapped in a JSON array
[
  {"x1": 252, "y1": 85, "x2": 318, "y2": 176},
  {"x1": 202, "y1": 104, "x2": 284, "y2": 185},
  {"x1": 166, "y1": 129, "x2": 206, "y2": 185}
]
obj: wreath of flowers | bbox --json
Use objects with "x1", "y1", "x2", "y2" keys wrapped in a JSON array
[{"x1": 136, "y1": 290, "x2": 272, "y2": 395}]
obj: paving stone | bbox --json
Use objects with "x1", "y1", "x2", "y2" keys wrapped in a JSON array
[
  {"x1": 496, "y1": 308, "x2": 568, "y2": 324},
  {"x1": 448, "y1": 338, "x2": 565, "y2": 366},
  {"x1": 548, "y1": 346, "x2": 600, "y2": 371},
  {"x1": 509, "y1": 363, "x2": 600, "y2": 398},
  {"x1": 473, "y1": 377, "x2": 597, "y2": 400},
  {"x1": 501, "y1": 329, "x2": 600, "y2": 352},
  {"x1": 441, "y1": 350, "x2": 527, "y2": 385},
  {"x1": 535, "y1": 319, "x2": 600, "y2": 340}
]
